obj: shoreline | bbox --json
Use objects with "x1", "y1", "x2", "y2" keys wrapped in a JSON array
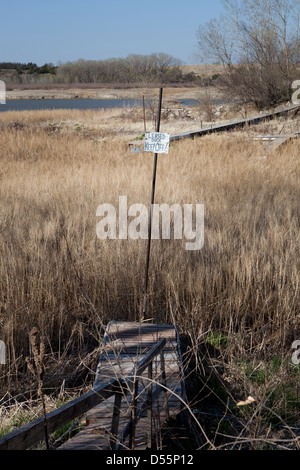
[{"x1": 5, "y1": 86, "x2": 224, "y2": 102}]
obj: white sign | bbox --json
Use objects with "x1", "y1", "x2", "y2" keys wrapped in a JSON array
[
  {"x1": 0, "y1": 80, "x2": 6, "y2": 105},
  {"x1": 0, "y1": 340, "x2": 5, "y2": 364},
  {"x1": 144, "y1": 132, "x2": 170, "y2": 154}
]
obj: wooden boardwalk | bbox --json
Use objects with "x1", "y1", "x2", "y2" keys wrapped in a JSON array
[
  {"x1": 252, "y1": 131, "x2": 300, "y2": 150},
  {"x1": 59, "y1": 322, "x2": 186, "y2": 450},
  {"x1": 129, "y1": 103, "x2": 300, "y2": 150}
]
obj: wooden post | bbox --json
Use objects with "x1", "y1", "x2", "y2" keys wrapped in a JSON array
[
  {"x1": 129, "y1": 378, "x2": 139, "y2": 450},
  {"x1": 147, "y1": 362, "x2": 153, "y2": 448},
  {"x1": 160, "y1": 349, "x2": 169, "y2": 422},
  {"x1": 110, "y1": 385, "x2": 124, "y2": 450}
]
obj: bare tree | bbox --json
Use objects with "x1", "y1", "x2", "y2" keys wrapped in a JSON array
[
  {"x1": 196, "y1": 0, "x2": 300, "y2": 108},
  {"x1": 56, "y1": 54, "x2": 183, "y2": 85},
  {"x1": 119, "y1": 53, "x2": 182, "y2": 83}
]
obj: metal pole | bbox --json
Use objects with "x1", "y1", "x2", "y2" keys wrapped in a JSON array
[
  {"x1": 143, "y1": 95, "x2": 147, "y2": 133},
  {"x1": 142, "y1": 87, "x2": 163, "y2": 319}
]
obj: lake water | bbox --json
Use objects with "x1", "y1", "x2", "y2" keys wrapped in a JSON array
[{"x1": 0, "y1": 98, "x2": 199, "y2": 112}]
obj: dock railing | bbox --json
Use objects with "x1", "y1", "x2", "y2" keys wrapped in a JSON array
[{"x1": 0, "y1": 338, "x2": 167, "y2": 451}]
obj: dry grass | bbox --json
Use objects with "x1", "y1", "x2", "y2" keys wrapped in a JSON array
[{"x1": 0, "y1": 106, "x2": 299, "y2": 448}]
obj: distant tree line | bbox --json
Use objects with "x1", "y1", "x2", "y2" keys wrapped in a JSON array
[
  {"x1": 0, "y1": 62, "x2": 57, "y2": 75},
  {"x1": 0, "y1": 54, "x2": 205, "y2": 85},
  {"x1": 55, "y1": 54, "x2": 197, "y2": 84}
]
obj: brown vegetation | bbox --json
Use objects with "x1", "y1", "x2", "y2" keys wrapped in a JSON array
[
  {"x1": 1, "y1": 54, "x2": 200, "y2": 88},
  {"x1": 196, "y1": 0, "x2": 300, "y2": 108},
  {"x1": 0, "y1": 106, "x2": 299, "y2": 449}
]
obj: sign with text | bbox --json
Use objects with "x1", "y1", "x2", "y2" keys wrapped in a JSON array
[
  {"x1": 0, "y1": 80, "x2": 6, "y2": 105},
  {"x1": 144, "y1": 132, "x2": 170, "y2": 154},
  {"x1": 0, "y1": 340, "x2": 5, "y2": 364}
]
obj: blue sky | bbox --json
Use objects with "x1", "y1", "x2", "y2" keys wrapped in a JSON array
[{"x1": 1, "y1": 0, "x2": 225, "y2": 65}]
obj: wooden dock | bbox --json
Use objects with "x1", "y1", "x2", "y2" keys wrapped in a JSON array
[{"x1": 58, "y1": 321, "x2": 186, "y2": 450}]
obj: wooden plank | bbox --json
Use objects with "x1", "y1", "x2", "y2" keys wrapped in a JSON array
[
  {"x1": 267, "y1": 132, "x2": 299, "y2": 149},
  {"x1": 0, "y1": 329, "x2": 170, "y2": 451},
  {"x1": 252, "y1": 131, "x2": 300, "y2": 150},
  {"x1": 58, "y1": 322, "x2": 185, "y2": 450},
  {"x1": 129, "y1": 104, "x2": 300, "y2": 148},
  {"x1": 0, "y1": 377, "x2": 122, "y2": 451}
]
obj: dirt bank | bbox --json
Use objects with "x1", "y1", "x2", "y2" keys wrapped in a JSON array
[{"x1": 5, "y1": 86, "x2": 224, "y2": 102}]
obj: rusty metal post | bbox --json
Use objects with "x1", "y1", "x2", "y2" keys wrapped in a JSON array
[
  {"x1": 143, "y1": 95, "x2": 147, "y2": 133},
  {"x1": 142, "y1": 87, "x2": 163, "y2": 319}
]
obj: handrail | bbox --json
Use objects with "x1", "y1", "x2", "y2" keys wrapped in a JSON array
[
  {"x1": 0, "y1": 337, "x2": 167, "y2": 451},
  {"x1": 115, "y1": 370, "x2": 165, "y2": 450},
  {"x1": 124, "y1": 338, "x2": 166, "y2": 390}
]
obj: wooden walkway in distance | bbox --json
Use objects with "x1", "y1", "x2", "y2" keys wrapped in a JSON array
[
  {"x1": 59, "y1": 322, "x2": 186, "y2": 450},
  {"x1": 128, "y1": 103, "x2": 300, "y2": 150},
  {"x1": 252, "y1": 131, "x2": 300, "y2": 150}
]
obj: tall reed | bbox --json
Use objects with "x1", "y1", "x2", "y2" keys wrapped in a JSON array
[{"x1": 0, "y1": 111, "x2": 299, "y2": 394}]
